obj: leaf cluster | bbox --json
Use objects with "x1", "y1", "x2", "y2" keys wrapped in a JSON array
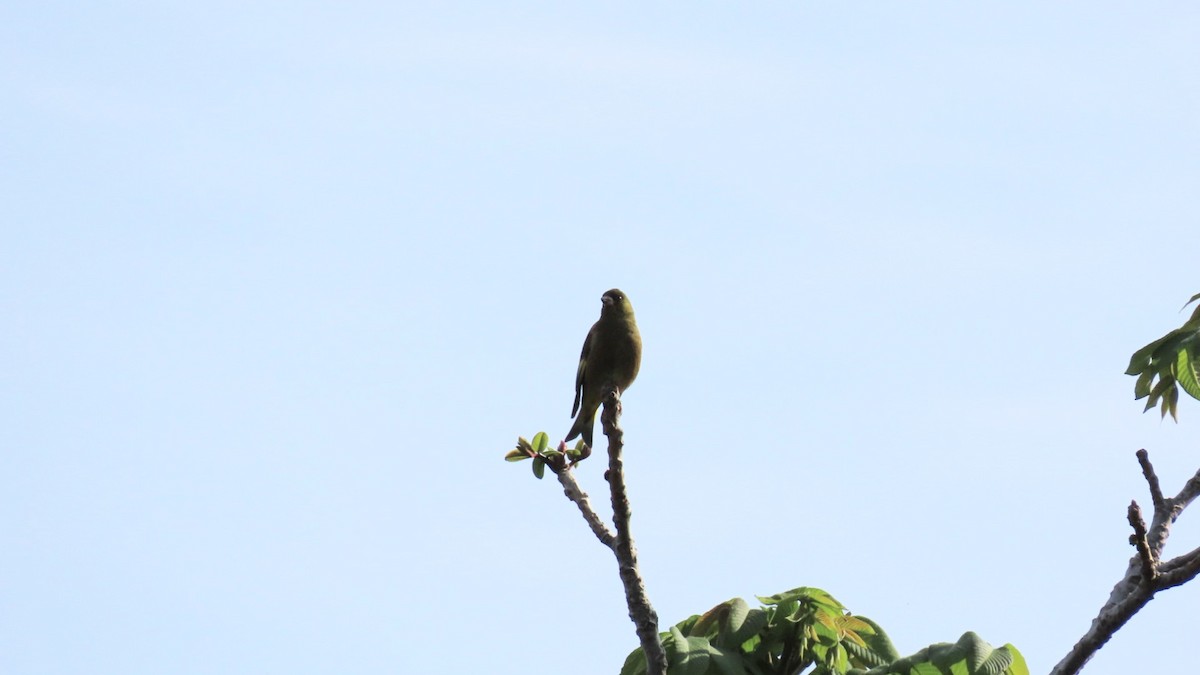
[
  {"x1": 857, "y1": 632, "x2": 1027, "y2": 675},
  {"x1": 1126, "y1": 293, "x2": 1200, "y2": 421},
  {"x1": 504, "y1": 431, "x2": 589, "y2": 478},
  {"x1": 620, "y1": 587, "x2": 1026, "y2": 675}
]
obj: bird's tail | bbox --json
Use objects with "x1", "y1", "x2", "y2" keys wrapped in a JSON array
[{"x1": 564, "y1": 411, "x2": 595, "y2": 448}]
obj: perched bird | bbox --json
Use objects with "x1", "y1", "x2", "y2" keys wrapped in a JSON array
[{"x1": 565, "y1": 288, "x2": 642, "y2": 448}]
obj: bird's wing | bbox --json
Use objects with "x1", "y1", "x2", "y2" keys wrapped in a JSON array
[{"x1": 571, "y1": 325, "x2": 594, "y2": 417}]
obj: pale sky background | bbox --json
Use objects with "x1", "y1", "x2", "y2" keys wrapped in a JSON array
[{"x1": 3, "y1": 3, "x2": 1199, "y2": 674}]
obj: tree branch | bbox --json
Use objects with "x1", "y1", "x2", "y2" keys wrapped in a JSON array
[
  {"x1": 1172, "y1": 465, "x2": 1200, "y2": 510},
  {"x1": 1157, "y1": 546, "x2": 1200, "y2": 589},
  {"x1": 1050, "y1": 450, "x2": 1200, "y2": 675},
  {"x1": 1126, "y1": 501, "x2": 1155, "y2": 582},
  {"x1": 555, "y1": 468, "x2": 616, "y2": 549},
  {"x1": 601, "y1": 389, "x2": 666, "y2": 675},
  {"x1": 1136, "y1": 449, "x2": 1164, "y2": 508}
]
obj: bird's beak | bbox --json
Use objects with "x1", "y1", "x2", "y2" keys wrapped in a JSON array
[{"x1": 601, "y1": 296, "x2": 614, "y2": 307}]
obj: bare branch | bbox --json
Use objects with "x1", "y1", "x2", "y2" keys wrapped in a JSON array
[
  {"x1": 555, "y1": 467, "x2": 616, "y2": 549},
  {"x1": 1051, "y1": 449, "x2": 1200, "y2": 675},
  {"x1": 1136, "y1": 449, "x2": 1164, "y2": 508},
  {"x1": 1157, "y1": 546, "x2": 1200, "y2": 590},
  {"x1": 1172, "y1": 465, "x2": 1200, "y2": 509},
  {"x1": 1126, "y1": 501, "x2": 1156, "y2": 582},
  {"x1": 1051, "y1": 582, "x2": 1154, "y2": 675},
  {"x1": 601, "y1": 389, "x2": 666, "y2": 675},
  {"x1": 1144, "y1": 459, "x2": 1200, "y2": 564}
]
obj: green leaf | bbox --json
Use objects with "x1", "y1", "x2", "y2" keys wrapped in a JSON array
[
  {"x1": 665, "y1": 627, "x2": 711, "y2": 675},
  {"x1": 927, "y1": 641, "x2": 966, "y2": 672},
  {"x1": 709, "y1": 646, "x2": 749, "y2": 675},
  {"x1": 619, "y1": 648, "x2": 648, "y2": 675},
  {"x1": 1175, "y1": 347, "x2": 1200, "y2": 402},
  {"x1": 1165, "y1": 385, "x2": 1179, "y2": 421},
  {"x1": 1127, "y1": 334, "x2": 1169, "y2": 375},
  {"x1": 1133, "y1": 370, "x2": 1154, "y2": 399},
  {"x1": 674, "y1": 615, "x2": 701, "y2": 636},
  {"x1": 1146, "y1": 373, "x2": 1175, "y2": 412},
  {"x1": 1000, "y1": 644, "x2": 1029, "y2": 675},
  {"x1": 757, "y1": 587, "x2": 842, "y2": 611},
  {"x1": 691, "y1": 603, "x2": 724, "y2": 638},
  {"x1": 729, "y1": 608, "x2": 769, "y2": 648},
  {"x1": 724, "y1": 598, "x2": 750, "y2": 635},
  {"x1": 831, "y1": 643, "x2": 850, "y2": 673},
  {"x1": 1150, "y1": 329, "x2": 1195, "y2": 364},
  {"x1": 960, "y1": 632, "x2": 990, "y2": 673},
  {"x1": 779, "y1": 599, "x2": 803, "y2": 623},
  {"x1": 977, "y1": 646, "x2": 1014, "y2": 675},
  {"x1": 1183, "y1": 292, "x2": 1200, "y2": 328},
  {"x1": 532, "y1": 431, "x2": 549, "y2": 454},
  {"x1": 812, "y1": 614, "x2": 839, "y2": 641},
  {"x1": 674, "y1": 636, "x2": 713, "y2": 675},
  {"x1": 852, "y1": 617, "x2": 900, "y2": 663},
  {"x1": 532, "y1": 456, "x2": 546, "y2": 479},
  {"x1": 761, "y1": 606, "x2": 798, "y2": 653},
  {"x1": 504, "y1": 449, "x2": 529, "y2": 462},
  {"x1": 843, "y1": 639, "x2": 889, "y2": 670}
]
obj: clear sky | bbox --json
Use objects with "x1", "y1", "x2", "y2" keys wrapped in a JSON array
[{"x1": 3, "y1": 3, "x2": 1198, "y2": 674}]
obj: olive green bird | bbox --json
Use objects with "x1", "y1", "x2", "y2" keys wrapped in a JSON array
[{"x1": 565, "y1": 288, "x2": 642, "y2": 448}]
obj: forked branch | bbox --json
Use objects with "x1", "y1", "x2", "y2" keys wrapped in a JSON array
[
  {"x1": 549, "y1": 390, "x2": 665, "y2": 675},
  {"x1": 1051, "y1": 450, "x2": 1200, "y2": 675}
]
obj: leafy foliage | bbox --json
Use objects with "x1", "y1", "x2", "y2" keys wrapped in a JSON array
[
  {"x1": 1126, "y1": 293, "x2": 1200, "y2": 421},
  {"x1": 854, "y1": 632, "x2": 1028, "y2": 675},
  {"x1": 619, "y1": 587, "x2": 1026, "y2": 675},
  {"x1": 504, "y1": 431, "x2": 589, "y2": 477}
]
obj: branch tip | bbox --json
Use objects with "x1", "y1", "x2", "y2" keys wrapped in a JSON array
[
  {"x1": 1136, "y1": 449, "x2": 1165, "y2": 508},
  {"x1": 1127, "y1": 501, "x2": 1156, "y2": 582}
]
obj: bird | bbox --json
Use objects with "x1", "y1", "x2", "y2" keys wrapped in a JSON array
[{"x1": 565, "y1": 288, "x2": 642, "y2": 449}]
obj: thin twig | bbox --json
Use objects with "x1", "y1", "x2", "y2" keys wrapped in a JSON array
[
  {"x1": 556, "y1": 468, "x2": 616, "y2": 549},
  {"x1": 1050, "y1": 449, "x2": 1200, "y2": 675},
  {"x1": 602, "y1": 389, "x2": 666, "y2": 675},
  {"x1": 1126, "y1": 501, "x2": 1156, "y2": 582},
  {"x1": 1157, "y1": 547, "x2": 1200, "y2": 589},
  {"x1": 1173, "y1": 466, "x2": 1200, "y2": 509},
  {"x1": 1144, "y1": 452, "x2": 1190, "y2": 560},
  {"x1": 1136, "y1": 449, "x2": 1164, "y2": 507}
]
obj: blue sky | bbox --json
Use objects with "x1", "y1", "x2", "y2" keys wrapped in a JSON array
[{"x1": 3, "y1": 3, "x2": 1198, "y2": 674}]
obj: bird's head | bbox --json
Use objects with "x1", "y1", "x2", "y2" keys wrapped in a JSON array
[{"x1": 601, "y1": 288, "x2": 634, "y2": 316}]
